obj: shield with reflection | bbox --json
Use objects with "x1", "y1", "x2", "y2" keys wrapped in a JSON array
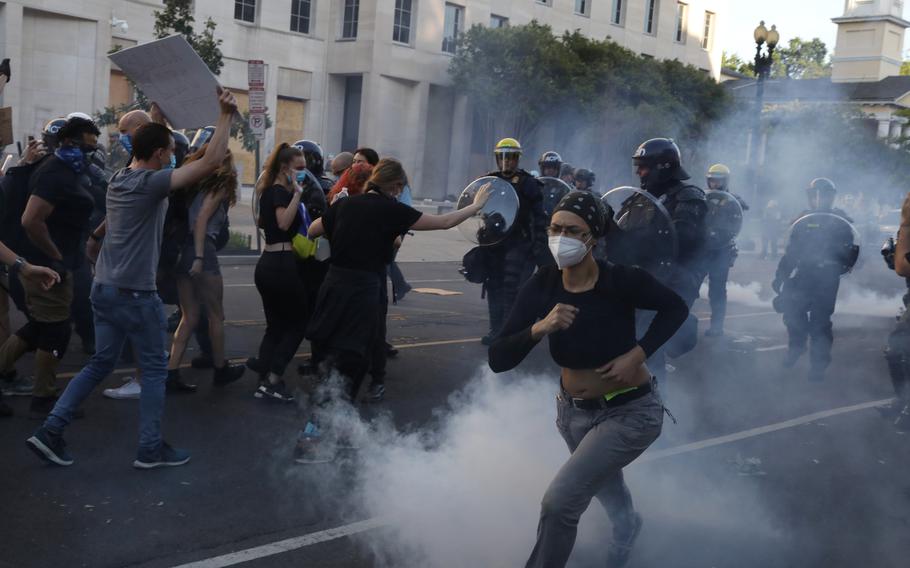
[
  {"x1": 705, "y1": 191, "x2": 744, "y2": 250},
  {"x1": 456, "y1": 176, "x2": 519, "y2": 246},
  {"x1": 786, "y1": 212, "x2": 861, "y2": 274},
  {"x1": 538, "y1": 176, "x2": 573, "y2": 217},
  {"x1": 601, "y1": 186, "x2": 678, "y2": 277}
]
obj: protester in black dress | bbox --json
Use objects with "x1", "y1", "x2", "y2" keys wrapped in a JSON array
[{"x1": 295, "y1": 158, "x2": 492, "y2": 463}]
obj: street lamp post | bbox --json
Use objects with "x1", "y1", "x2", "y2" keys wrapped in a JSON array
[{"x1": 750, "y1": 21, "x2": 779, "y2": 205}]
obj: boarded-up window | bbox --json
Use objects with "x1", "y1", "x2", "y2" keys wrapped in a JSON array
[
  {"x1": 227, "y1": 91, "x2": 256, "y2": 186},
  {"x1": 108, "y1": 71, "x2": 133, "y2": 108},
  {"x1": 275, "y1": 97, "x2": 306, "y2": 146}
]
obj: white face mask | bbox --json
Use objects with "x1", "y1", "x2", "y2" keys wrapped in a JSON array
[{"x1": 548, "y1": 235, "x2": 590, "y2": 269}]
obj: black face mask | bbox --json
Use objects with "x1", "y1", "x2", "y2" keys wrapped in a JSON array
[{"x1": 80, "y1": 144, "x2": 97, "y2": 162}]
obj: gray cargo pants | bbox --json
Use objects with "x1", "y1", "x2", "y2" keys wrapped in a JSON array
[{"x1": 525, "y1": 386, "x2": 664, "y2": 568}]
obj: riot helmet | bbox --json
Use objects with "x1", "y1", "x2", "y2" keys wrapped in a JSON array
[
  {"x1": 806, "y1": 177, "x2": 836, "y2": 210},
  {"x1": 494, "y1": 137, "x2": 522, "y2": 176},
  {"x1": 574, "y1": 168, "x2": 596, "y2": 192},
  {"x1": 632, "y1": 138, "x2": 689, "y2": 194},
  {"x1": 42, "y1": 118, "x2": 67, "y2": 152},
  {"x1": 559, "y1": 163, "x2": 575, "y2": 185},
  {"x1": 189, "y1": 126, "x2": 215, "y2": 154},
  {"x1": 538, "y1": 151, "x2": 563, "y2": 178},
  {"x1": 706, "y1": 163, "x2": 730, "y2": 191},
  {"x1": 293, "y1": 139, "x2": 326, "y2": 177},
  {"x1": 172, "y1": 131, "x2": 190, "y2": 168}
]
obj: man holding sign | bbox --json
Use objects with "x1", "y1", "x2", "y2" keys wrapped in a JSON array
[{"x1": 27, "y1": 88, "x2": 238, "y2": 469}]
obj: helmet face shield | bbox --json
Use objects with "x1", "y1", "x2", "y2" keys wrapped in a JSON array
[{"x1": 495, "y1": 150, "x2": 520, "y2": 175}]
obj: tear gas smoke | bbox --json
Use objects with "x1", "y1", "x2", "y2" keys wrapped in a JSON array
[{"x1": 303, "y1": 369, "x2": 782, "y2": 567}]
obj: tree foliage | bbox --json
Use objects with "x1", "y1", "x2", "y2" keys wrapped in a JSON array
[
  {"x1": 449, "y1": 22, "x2": 730, "y2": 178},
  {"x1": 772, "y1": 37, "x2": 831, "y2": 79},
  {"x1": 721, "y1": 51, "x2": 754, "y2": 76}
]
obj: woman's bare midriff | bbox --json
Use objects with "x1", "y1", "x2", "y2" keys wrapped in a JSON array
[{"x1": 562, "y1": 365, "x2": 651, "y2": 399}]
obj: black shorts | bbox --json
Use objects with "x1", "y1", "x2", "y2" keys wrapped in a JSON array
[{"x1": 176, "y1": 238, "x2": 221, "y2": 276}]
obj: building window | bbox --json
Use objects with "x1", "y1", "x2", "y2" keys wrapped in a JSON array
[
  {"x1": 675, "y1": 2, "x2": 688, "y2": 43},
  {"x1": 393, "y1": 0, "x2": 414, "y2": 44},
  {"x1": 490, "y1": 14, "x2": 509, "y2": 28},
  {"x1": 342, "y1": 0, "x2": 360, "y2": 39},
  {"x1": 702, "y1": 11, "x2": 714, "y2": 49},
  {"x1": 290, "y1": 0, "x2": 312, "y2": 34},
  {"x1": 234, "y1": 0, "x2": 256, "y2": 23},
  {"x1": 611, "y1": 0, "x2": 625, "y2": 25},
  {"x1": 644, "y1": 0, "x2": 659, "y2": 35},
  {"x1": 575, "y1": 0, "x2": 590, "y2": 16},
  {"x1": 442, "y1": 3, "x2": 464, "y2": 54}
]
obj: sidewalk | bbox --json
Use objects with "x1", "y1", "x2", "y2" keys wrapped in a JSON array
[{"x1": 226, "y1": 187, "x2": 468, "y2": 264}]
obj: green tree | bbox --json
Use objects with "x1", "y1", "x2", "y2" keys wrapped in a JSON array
[
  {"x1": 152, "y1": 0, "x2": 224, "y2": 75},
  {"x1": 772, "y1": 37, "x2": 831, "y2": 79},
  {"x1": 721, "y1": 51, "x2": 754, "y2": 76},
  {"x1": 900, "y1": 60, "x2": 910, "y2": 75}
]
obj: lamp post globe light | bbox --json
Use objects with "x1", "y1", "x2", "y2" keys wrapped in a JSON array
[{"x1": 750, "y1": 21, "x2": 779, "y2": 204}]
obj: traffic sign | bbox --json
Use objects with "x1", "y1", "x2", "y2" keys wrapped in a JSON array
[
  {"x1": 249, "y1": 112, "x2": 266, "y2": 140},
  {"x1": 249, "y1": 87, "x2": 266, "y2": 113},
  {"x1": 247, "y1": 60, "x2": 265, "y2": 87}
]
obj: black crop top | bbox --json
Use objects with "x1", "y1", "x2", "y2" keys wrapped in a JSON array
[
  {"x1": 259, "y1": 184, "x2": 302, "y2": 244},
  {"x1": 488, "y1": 262, "x2": 689, "y2": 372}
]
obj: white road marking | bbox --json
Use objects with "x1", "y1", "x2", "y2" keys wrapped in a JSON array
[
  {"x1": 172, "y1": 518, "x2": 387, "y2": 568},
  {"x1": 755, "y1": 344, "x2": 787, "y2": 352},
  {"x1": 697, "y1": 311, "x2": 777, "y2": 322},
  {"x1": 173, "y1": 396, "x2": 892, "y2": 567}
]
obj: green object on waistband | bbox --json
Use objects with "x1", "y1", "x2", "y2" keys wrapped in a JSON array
[{"x1": 604, "y1": 386, "x2": 638, "y2": 401}]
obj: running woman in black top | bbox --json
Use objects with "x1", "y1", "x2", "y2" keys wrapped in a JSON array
[{"x1": 489, "y1": 191, "x2": 688, "y2": 568}]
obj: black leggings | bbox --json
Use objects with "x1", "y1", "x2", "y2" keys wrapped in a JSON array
[{"x1": 254, "y1": 251, "x2": 308, "y2": 378}]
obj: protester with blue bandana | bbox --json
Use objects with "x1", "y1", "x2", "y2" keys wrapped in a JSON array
[{"x1": 0, "y1": 116, "x2": 99, "y2": 420}]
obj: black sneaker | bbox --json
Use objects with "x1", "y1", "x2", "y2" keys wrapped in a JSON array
[
  {"x1": 166, "y1": 370, "x2": 197, "y2": 394},
  {"x1": 133, "y1": 442, "x2": 191, "y2": 469},
  {"x1": 254, "y1": 381, "x2": 294, "y2": 402},
  {"x1": 481, "y1": 335, "x2": 493, "y2": 346},
  {"x1": 606, "y1": 512, "x2": 643, "y2": 568},
  {"x1": 367, "y1": 382, "x2": 385, "y2": 402},
  {"x1": 385, "y1": 343, "x2": 399, "y2": 359},
  {"x1": 26, "y1": 427, "x2": 74, "y2": 466},
  {"x1": 213, "y1": 364, "x2": 245, "y2": 387},
  {"x1": 191, "y1": 355, "x2": 214, "y2": 369}
]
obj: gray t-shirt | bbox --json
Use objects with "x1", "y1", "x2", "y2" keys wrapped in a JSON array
[{"x1": 94, "y1": 168, "x2": 173, "y2": 291}]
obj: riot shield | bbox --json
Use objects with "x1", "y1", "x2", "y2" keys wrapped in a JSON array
[
  {"x1": 786, "y1": 212, "x2": 861, "y2": 274},
  {"x1": 601, "y1": 186, "x2": 678, "y2": 277},
  {"x1": 705, "y1": 191, "x2": 744, "y2": 250},
  {"x1": 457, "y1": 176, "x2": 519, "y2": 246},
  {"x1": 538, "y1": 176, "x2": 573, "y2": 217}
]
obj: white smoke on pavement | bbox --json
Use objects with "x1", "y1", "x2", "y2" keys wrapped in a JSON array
[
  {"x1": 315, "y1": 368, "x2": 784, "y2": 567},
  {"x1": 700, "y1": 280, "x2": 903, "y2": 317}
]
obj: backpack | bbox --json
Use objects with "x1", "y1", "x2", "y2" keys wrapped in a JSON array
[
  {"x1": 0, "y1": 159, "x2": 45, "y2": 252},
  {"x1": 460, "y1": 246, "x2": 488, "y2": 284}
]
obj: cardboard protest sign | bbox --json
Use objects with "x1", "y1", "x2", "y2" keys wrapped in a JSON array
[
  {"x1": 109, "y1": 35, "x2": 237, "y2": 129},
  {"x1": 0, "y1": 107, "x2": 12, "y2": 148}
]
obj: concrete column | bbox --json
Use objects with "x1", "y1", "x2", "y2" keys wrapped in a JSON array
[
  {"x1": 446, "y1": 94, "x2": 472, "y2": 201},
  {"x1": 890, "y1": 120, "x2": 904, "y2": 140},
  {"x1": 877, "y1": 118, "x2": 891, "y2": 139},
  {"x1": 409, "y1": 81, "x2": 431, "y2": 196}
]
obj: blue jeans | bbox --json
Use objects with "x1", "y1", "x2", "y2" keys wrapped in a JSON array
[{"x1": 45, "y1": 283, "x2": 168, "y2": 451}]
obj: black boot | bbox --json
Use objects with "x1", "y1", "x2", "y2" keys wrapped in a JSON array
[
  {"x1": 213, "y1": 363, "x2": 245, "y2": 387},
  {"x1": 166, "y1": 369, "x2": 197, "y2": 393}
]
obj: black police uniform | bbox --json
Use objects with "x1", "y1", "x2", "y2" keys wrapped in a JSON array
[
  {"x1": 483, "y1": 169, "x2": 550, "y2": 339},
  {"x1": 774, "y1": 207, "x2": 854, "y2": 377},
  {"x1": 704, "y1": 192, "x2": 749, "y2": 334}
]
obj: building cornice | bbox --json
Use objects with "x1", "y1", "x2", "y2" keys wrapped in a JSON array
[{"x1": 831, "y1": 14, "x2": 910, "y2": 28}]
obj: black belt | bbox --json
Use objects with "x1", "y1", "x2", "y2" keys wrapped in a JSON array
[
  {"x1": 98, "y1": 284, "x2": 157, "y2": 298},
  {"x1": 559, "y1": 381, "x2": 652, "y2": 410}
]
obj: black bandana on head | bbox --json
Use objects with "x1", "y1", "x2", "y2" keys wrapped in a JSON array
[{"x1": 552, "y1": 191, "x2": 607, "y2": 238}]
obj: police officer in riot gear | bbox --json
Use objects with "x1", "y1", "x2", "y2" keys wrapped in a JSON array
[
  {"x1": 881, "y1": 235, "x2": 910, "y2": 430},
  {"x1": 573, "y1": 169, "x2": 596, "y2": 193},
  {"x1": 480, "y1": 138, "x2": 550, "y2": 344},
  {"x1": 293, "y1": 140, "x2": 333, "y2": 194},
  {"x1": 703, "y1": 164, "x2": 749, "y2": 337},
  {"x1": 772, "y1": 178, "x2": 858, "y2": 382},
  {"x1": 538, "y1": 151, "x2": 563, "y2": 179},
  {"x1": 559, "y1": 163, "x2": 575, "y2": 187},
  {"x1": 632, "y1": 138, "x2": 708, "y2": 306}
]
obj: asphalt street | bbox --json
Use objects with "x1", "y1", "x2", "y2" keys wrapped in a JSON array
[{"x1": 1, "y1": 249, "x2": 908, "y2": 568}]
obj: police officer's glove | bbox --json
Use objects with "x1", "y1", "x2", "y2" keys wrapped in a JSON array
[{"x1": 771, "y1": 278, "x2": 783, "y2": 295}]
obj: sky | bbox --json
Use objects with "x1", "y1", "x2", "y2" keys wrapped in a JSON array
[{"x1": 720, "y1": 0, "x2": 908, "y2": 62}]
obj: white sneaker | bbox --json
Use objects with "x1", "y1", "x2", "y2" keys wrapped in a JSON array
[{"x1": 103, "y1": 377, "x2": 141, "y2": 400}]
